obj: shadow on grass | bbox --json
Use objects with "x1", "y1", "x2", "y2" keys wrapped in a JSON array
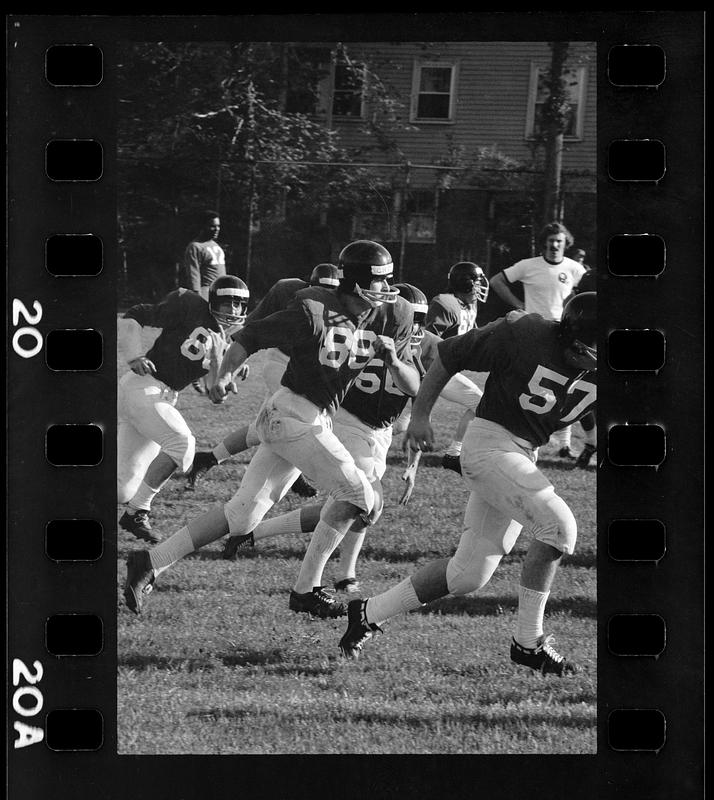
[
  {"x1": 385, "y1": 453, "x2": 591, "y2": 474},
  {"x1": 182, "y1": 705, "x2": 594, "y2": 731},
  {"x1": 414, "y1": 594, "x2": 596, "y2": 618},
  {"x1": 120, "y1": 647, "x2": 291, "y2": 671},
  {"x1": 188, "y1": 545, "x2": 596, "y2": 569}
]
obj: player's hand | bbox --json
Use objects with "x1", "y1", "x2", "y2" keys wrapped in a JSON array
[
  {"x1": 209, "y1": 377, "x2": 237, "y2": 404},
  {"x1": 373, "y1": 335, "x2": 397, "y2": 364},
  {"x1": 128, "y1": 356, "x2": 156, "y2": 376},
  {"x1": 406, "y1": 415, "x2": 434, "y2": 452},
  {"x1": 233, "y1": 364, "x2": 249, "y2": 382},
  {"x1": 399, "y1": 449, "x2": 421, "y2": 506}
]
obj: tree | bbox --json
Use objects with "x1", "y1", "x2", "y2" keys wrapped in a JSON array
[{"x1": 540, "y1": 42, "x2": 571, "y2": 225}]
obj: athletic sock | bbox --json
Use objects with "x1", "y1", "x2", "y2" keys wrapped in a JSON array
[
  {"x1": 515, "y1": 586, "x2": 550, "y2": 649},
  {"x1": 445, "y1": 440, "x2": 463, "y2": 457},
  {"x1": 149, "y1": 527, "x2": 195, "y2": 573},
  {"x1": 365, "y1": 577, "x2": 422, "y2": 627},
  {"x1": 252, "y1": 508, "x2": 303, "y2": 543},
  {"x1": 212, "y1": 442, "x2": 232, "y2": 464},
  {"x1": 128, "y1": 481, "x2": 160, "y2": 512},
  {"x1": 337, "y1": 529, "x2": 366, "y2": 581},
  {"x1": 293, "y1": 521, "x2": 344, "y2": 594}
]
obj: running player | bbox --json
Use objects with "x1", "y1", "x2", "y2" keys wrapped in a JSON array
[
  {"x1": 117, "y1": 275, "x2": 249, "y2": 542},
  {"x1": 123, "y1": 240, "x2": 418, "y2": 620},
  {"x1": 339, "y1": 292, "x2": 597, "y2": 677}
]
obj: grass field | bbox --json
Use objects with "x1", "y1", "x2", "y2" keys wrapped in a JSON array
[{"x1": 117, "y1": 330, "x2": 596, "y2": 754}]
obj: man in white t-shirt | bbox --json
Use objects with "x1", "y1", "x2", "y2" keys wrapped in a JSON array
[{"x1": 489, "y1": 221, "x2": 586, "y2": 458}]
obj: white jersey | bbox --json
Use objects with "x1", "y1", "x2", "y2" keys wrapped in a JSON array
[{"x1": 503, "y1": 256, "x2": 585, "y2": 321}]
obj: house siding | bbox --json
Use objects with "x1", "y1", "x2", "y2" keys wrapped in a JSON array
[{"x1": 334, "y1": 41, "x2": 596, "y2": 189}]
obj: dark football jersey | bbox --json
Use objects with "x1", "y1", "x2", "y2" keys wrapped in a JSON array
[
  {"x1": 425, "y1": 293, "x2": 478, "y2": 339},
  {"x1": 438, "y1": 312, "x2": 597, "y2": 447},
  {"x1": 235, "y1": 289, "x2": 414, "y2": 415},
  {"x1": 243, "y1": 278, "x2": 309, "y2": 356},
  {"x1": 340, "y1": 299, "x2": 416, "y2": 429},
  {"x1": 124, "y1": 289, "x2": 224, "y2": 391}
]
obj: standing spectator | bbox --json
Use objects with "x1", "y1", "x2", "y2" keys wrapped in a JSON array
[
  {"x1": 180, "y1": 210, "x2": 226, "y2": 301},
  {"x1": 425, "y1": 261, "x2": 490, "y2": 472},
  {"x1": 489, "y1": 222, "x2": 586, "y2": 458}
]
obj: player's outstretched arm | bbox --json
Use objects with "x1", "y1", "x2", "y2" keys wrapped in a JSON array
[
  {"x1": 209, "y1": 340, "x2": 249, "y2": 404},
  {"x1": 407, "y1": 353, "x2": 453, "y2": 452}
]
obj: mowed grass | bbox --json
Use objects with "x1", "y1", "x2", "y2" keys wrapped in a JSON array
[{"x1": 117, "y1": 326, "x2": 596, "y2": 754}]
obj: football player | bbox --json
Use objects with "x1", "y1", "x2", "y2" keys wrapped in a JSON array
[
  {"x1": 116, "y1": 275, "x2": 249, "y2": 542},
  {"x1": 223, "y1": 282, "x2": 432, "y2": 594},
  {"x1": 123, "y1": 240, "x2": 418, "y2": 619},
  {"x1": 185, "y1": 262, "x2": 340, "y2": 497},
  {"x1": 339, "y1": 292, "x2": 597, "y2": 678},
  {"x1": 425, "y1": 261, "x2": 489, "y2": 473}
]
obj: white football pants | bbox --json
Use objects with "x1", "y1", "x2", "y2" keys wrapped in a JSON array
[{"x1": 117, "y1": 371, "x2": 195, "y2": 503}]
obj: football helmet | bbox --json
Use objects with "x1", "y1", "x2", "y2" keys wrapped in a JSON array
[
  {"x1": 337, "y1": 240, "x2": 400, "y2": 306},
  {"x1": 447, "y1": 261, "x2": 489, "y2": 302},
  {"x1": 560, "y1": 291, "x2": 597, "y2": 370},
  {"x1": 208, "y1": 275, "x2": 250, "y2": 327},
  {"x1": 393, "y1": 282, "x2": 428, "y2": 348},
  {"x1": 309, "y1": 263, "x2": 340, "y2": 288}
]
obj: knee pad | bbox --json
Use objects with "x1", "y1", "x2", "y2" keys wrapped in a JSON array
[
  {"x1": 162, "y1": 431, "x2": 195, "y2": 473},
  {"x1": 117, "y1": 483, "x2": 135, "y2": 505},
  {"x1": 223, "y1": 488, "x2": 275, "y2": 536},
  {"x1": 533, "y1": 496, "x2": 578, "y2": 555},
  {"x1": 446, "y1": 549, "x2": 504, "y2": 596}
]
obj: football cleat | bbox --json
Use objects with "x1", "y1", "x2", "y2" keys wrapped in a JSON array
[
  {"x1": 191, "y1": 379, "x2": 207, "y2": 395},
  {"x1": 123, "y1": 549, "x2": 156, "y2": 615},
  {"x1": 441, "y1": 453, "x2": 463, "y2": 475},
  {"x1": 576, "y1": 443, "x2": 596, "y2": 468},
  {"x1": 339, "y1": 599, "x2": 383, "y2": 659},
  {"x1": 289, "y1": 586, "x2": 346, "y2": 619},
  {"x1": 221, "y1": 532, "x2": 254, "y2": 560},
  {"x1": 558, "y1": 446, "x2": 576, "y2": 459},
  {"x1": 334, "y1": 577, "x2": 361, "y2": 593},
  {"x1": 289, "y1": 474, "x2": 317, "y2": 498},
  {"x1": 119, "y1": 509, "x2": 160, "y2": 544},
  {"x1": 185, "y1": 450, "x2": 219, "y2": 489},
  {"x1": 510, "y1": 634, "x2": 579, "y2": 676}
]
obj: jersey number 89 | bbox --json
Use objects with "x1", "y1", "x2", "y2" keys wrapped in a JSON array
[{"x1": 319, "y1": 327, "x2": 377, "y2": 370}]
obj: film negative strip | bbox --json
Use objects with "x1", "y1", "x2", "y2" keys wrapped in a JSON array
[{"x1": 6, "y1": 13, "x2": 703, "y2": 798}]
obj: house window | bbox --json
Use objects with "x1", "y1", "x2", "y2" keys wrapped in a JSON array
[
  {"x1": 332, "y1": 58, "x2": 365, "y2": 118},
  {"x1": 411, "y1": 61, "x2": 457, "y2": 123},
  {"x1": 285, "y1": 46, "x2": 364, "y2": 119},
  {"x1": 525, "y1": 62, "x2": 587, "y2": 140}
]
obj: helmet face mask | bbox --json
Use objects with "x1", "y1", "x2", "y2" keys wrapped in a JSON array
[
  {"x1": 338, "y1": 240, "x2": 400, "y2": 307},
  {"x1": 448, "y1": 262, "x2": 489, "y2": 302},
  {"x1": 560, "y1": 291, "x2": 597, "y2": 370},
  {"x1": 208, "y1": 276, "x2": 250, "y2": 328}
]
